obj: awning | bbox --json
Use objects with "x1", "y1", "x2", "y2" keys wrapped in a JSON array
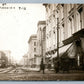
[
  {"x1": 67, "y1": 44, "x2": 76, "y2": 58},
  {"x1": 63, "y1": 29, "x2": 84, "y2": 45},
  {"x1": 46, "y1": 54, "x2": 51, "y2": 58},
  {"x1": 50, "y1": 43, "x2": 72, "y2": 59},
  {"x1": 50, "y1": 52, "x2": 57, "y2": 59}
]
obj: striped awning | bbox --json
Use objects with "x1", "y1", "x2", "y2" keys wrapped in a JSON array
[{"x1": 50, "y1": 43, "x2": 73, "y2": 59}]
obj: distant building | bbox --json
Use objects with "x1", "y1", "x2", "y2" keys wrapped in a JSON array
[
  {"x1": 23, "y1": 54, "x2": 28, "y2": 67},
  {"x1": 37, "y1": 21, "x2": 46, "y2": 65},
  {"x1": 2, "y1": 50, "x2": 11, "y2": 66},
  {"x1": 19, "y1": 57, "x2": 24, "y2": 66},
  {"x1": 28, "y1": 34, "x2": 37, "y2": 68},
  {"x1": 0, "y1": 51, "x2": 8, "y2": 67}
]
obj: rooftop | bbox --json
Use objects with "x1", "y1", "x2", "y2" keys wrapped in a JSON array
[
  {"x1": 28, "y1": 34, "x2": 37, "y2": 43},
  {"x1": 37, "y1": 21, "x2": 46, "y2": 26}
]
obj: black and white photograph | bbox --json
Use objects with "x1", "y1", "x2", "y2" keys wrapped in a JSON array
[{"x1": 0, "y1": 3, "x2": 84, "y2": 81}]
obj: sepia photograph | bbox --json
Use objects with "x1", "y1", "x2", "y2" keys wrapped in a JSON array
[{"x1": 0, "y1": 3, "x2": 84, "y2": 81}]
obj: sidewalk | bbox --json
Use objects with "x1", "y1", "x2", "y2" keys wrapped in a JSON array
[
  {"x1": 21, "y1": 67, "x2": 40, "y2": 72},
  {"x1": 21, "y1": 67, "x2": 55, "y2": 74},
  {"x1": 21, "y1": 67, "x2": 84, "y2": 74}
]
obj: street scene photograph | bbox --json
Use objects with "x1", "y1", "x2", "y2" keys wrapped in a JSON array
[{"x1": 0, "y1": 3, "x2": 84, "y2": 81}]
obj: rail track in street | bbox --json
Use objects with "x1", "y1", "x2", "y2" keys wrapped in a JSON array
[{"x1": 0, "y1": 67, "x2": 84, "y2": 81}]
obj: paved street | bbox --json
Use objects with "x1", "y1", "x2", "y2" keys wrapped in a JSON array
[{"x1": 0, "y1": 67, "x2": 84, "y2": 81}]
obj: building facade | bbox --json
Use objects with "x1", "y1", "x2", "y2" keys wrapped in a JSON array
[
  {"x1": 23, "y1": 54, "x2": 28, "y2": 67},
  {"x1": 28, "y1": 34, "x2": 37, "y2": 68},
  {"x1": 37, "y1": 21, "x2": 46, "y2": 65},
  {"x1": 0, "y1": 51, "x2": 8, "y2": 68},
  {"x1": 44, "y1": 4, "x2": 84, "y2": 70},
  {"x1": 2, "y1": 50, "x2": 11, "y2": 66}
]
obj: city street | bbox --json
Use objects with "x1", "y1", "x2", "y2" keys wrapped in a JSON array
[{"x1": 0, "y1": 67, "x2": 84, "y2": 81}]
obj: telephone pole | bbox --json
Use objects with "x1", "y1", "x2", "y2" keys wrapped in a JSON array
[
  {"x1": 57, "y1": 18, "x2": 60, "y2": 72},
  {"x1": 41, "y1": 28, "x2": 45, "y2": 74}
]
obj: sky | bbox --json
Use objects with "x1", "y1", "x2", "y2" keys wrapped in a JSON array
[{"x1": 0, "y1": 4, "x2": 45, "y2": 63}]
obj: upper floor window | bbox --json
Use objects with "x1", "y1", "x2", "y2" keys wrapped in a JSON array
[
  {"x1": 34, "y1": 48, "x2": 36, "y2": 52},
  {"x1": 34, "y1": 42, "x2": 36, "y2": 46},
  {"x1": 46, "y1": 34, "x2": 48, "y2": 39},
  {"x1": 34, "y1": 54, "x2": 36, "y2": 57},
  {"x1": 53, "y1": 27, "x2": 55, "y2": 34},
  {"x1": 49, "y1": 31, "x2": 51, "y2": 37},
  {"x1": 78, "y1": 7, "x2": 83, "y2": 29},
  {"x1": 60, "y1": 4, "x2": 64, "y2": 20}
]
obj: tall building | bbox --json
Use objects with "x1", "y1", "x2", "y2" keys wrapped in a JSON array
[
  {"x1": 2, "y1": 50, "x2": 11, "y2": 66},
  {"x1": 28, "y1": 34, "x2": 37, "y2": 68},
  {"x1": 37, "y1": 21, "x2": 46, "y2": 64},
  {"x1": 44, "y1": 4, "x2": 84, "y2": 70},
  {"x1": 0, "y1": 51, "x2": 8, "y2": 67}
]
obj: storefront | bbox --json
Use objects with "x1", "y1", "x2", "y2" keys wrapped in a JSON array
[{"x1": 51, "y1": 29, "x2": 84, "y2": 71}]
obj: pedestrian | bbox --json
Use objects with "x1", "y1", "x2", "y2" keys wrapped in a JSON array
[
  {"x1": 39, "y1": 58, "x2": 45, "y2": 74},
  {"x1": 54, "y1": 60, "x2": 59, "y2": 73}
]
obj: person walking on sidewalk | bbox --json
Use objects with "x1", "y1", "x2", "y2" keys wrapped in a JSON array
[{"x1": 39, "y1": 58, "x2": 45, "y2": 74}]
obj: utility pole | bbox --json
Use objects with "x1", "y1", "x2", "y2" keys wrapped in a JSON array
[
  {"x1": 27, "y1": 55, "x2": 28, "y2": 67},
  {"x1": 41, "y1": 28, "x2": 45, "y2": 74},
  {"x1": 57, "y1": 18, "x2": 60, "y2": 72}
]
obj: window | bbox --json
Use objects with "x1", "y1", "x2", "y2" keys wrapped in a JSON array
[
  {"x1": 68, "y1": 4, "x2": 74, "y2": 13},
  {"x1": 49, "y1": 31, "x2": 51, "y2": 37},
  {"x1": 34, "y1": 42, "x2": 36, "y2": 46},
  {"x1": 68, "y1": 15, "x2": 74, "y2": 36},
  {"x1": 34, "y1": 54, "x2": 36, "y2": 57},
  {"x1": 61, "y1": 24, "x2": 64, "y2": 41},
  {"x1": 53, "y1": 27, "x2": 55, "y2": 34},
  {"x1": 48, "y1": 4, "x2": 50, "y2": 9},
  {"x1": 78, "y1": 7, "x2": 83, "y2": 29},
  {"x1": 46, "y1": 7, "x2": 48, "y2": 12},
  {"x1": 60, "y1": 4, "x2": 64, "y2": 20},
  {"x1": 34, "y1": 48, "x2": 36, "y2": 52},
  {"x1": 46, "y1": 34, "x2": 48, "y2": 39}
]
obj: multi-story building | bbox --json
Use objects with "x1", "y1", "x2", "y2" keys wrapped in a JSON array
[
  {"x1": 23, "y1": 54, "x2": 28, "y2": 67},
  {"x1": 37, "y1": 21, "x2": 46, "y2": 65},
  {"x1": 44, "y1": 4, "x2": 84, "y2": 70},
  {"x1": 0, "y1": 51, "x2": 8, "y2": 67},
  {"x1": 28, "y1": 34, "x2": 37, "y2": 68},
  {"x1": 2, "y1": 50, "x2": 11, "y2": 66}
]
